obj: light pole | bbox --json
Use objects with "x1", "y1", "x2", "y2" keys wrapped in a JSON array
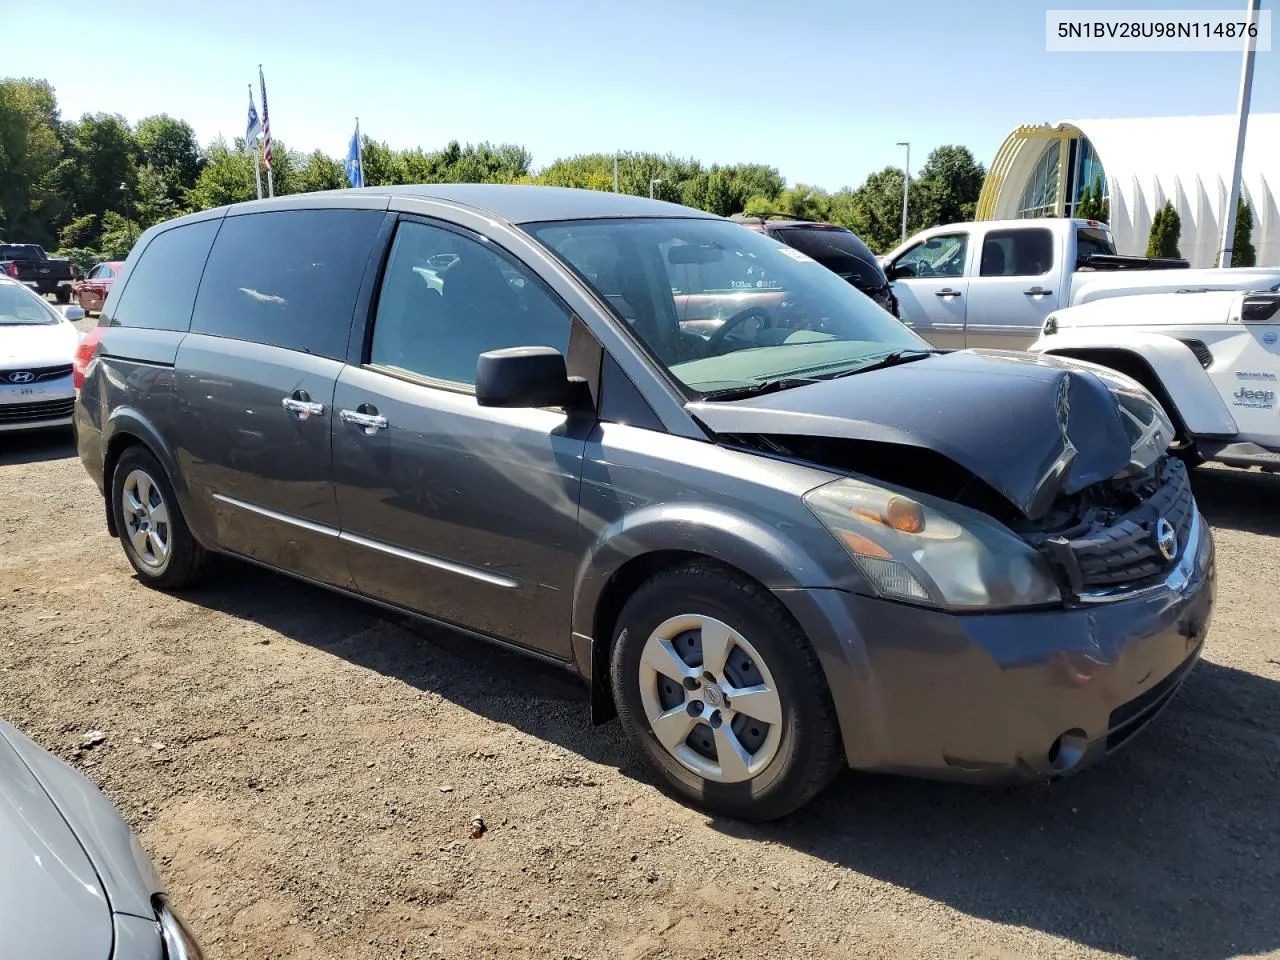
[
  {"x1": 896, "y1": 142, "x2": 910, "y2": 241},
  {"x1": 649, "y1": 178, "x2": 662, "y2": 199},
  {"x1": 614, "y1": 154, "x2": 620, "y2": 193},
  {"x1": 1217, "y1": 0, "x2": 1261, "y2": 268}
]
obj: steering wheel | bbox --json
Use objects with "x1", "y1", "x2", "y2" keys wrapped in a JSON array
[
  {"x1": 910, "y1": 260, "x2": 936, "y2": 278},
  {"x1": 704, "y1": 306, "x2": 776, "y2": 356}
]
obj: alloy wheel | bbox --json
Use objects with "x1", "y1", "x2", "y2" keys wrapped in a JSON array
[
  {"x1": 121, "y1": 469, "x2": 171, "y2": 573},
  {"x1": 637, "y1": 614, "x2": 783, "y2": 783}
]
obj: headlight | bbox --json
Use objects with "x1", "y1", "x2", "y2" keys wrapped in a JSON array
[
  {"x1": 804, "y1": 477, "x2": 1062, "y2": 610},
  {"x1": 156, "y1": 896, "x2": 204, "y2": 960}
]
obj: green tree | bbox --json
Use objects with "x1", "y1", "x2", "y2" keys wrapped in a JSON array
[
  {"x1": 97, "y1": 210, "x2": 141, "y2": 259},
  {"x1": 744, "y1": 184, "x2": 831, "y2": 221},
  {"x1": 1075, "y1": 175, "x2": 1109, "y2": 223},
  {"x1": 295, "y1": 150, "x2": 348, "y2": 192},
  {"x1": 57, "y1": 212, "x2": 97, "y2": 248},
  {"x1": 1146, "y1": 200, "x2": 1182, "y2": 259},
  {"x1": 0, "y1": 78, "x2": 64, "y2": 245},
  {"x1": 134, "y1": 164, "x2": 179, "y2": 227},
  {"x1": 1232, "y1": 198, "x2": 1256, "y2": 267},
  {"x1": 133, "y1": 115, "x2": 202, "y2": 206},
  {"x1": 186, "y1": 138, "x2": 260, "y2": 208},
  {"x1": 912, "y1": 146, "x2": 986, "y2": 227},
  {"x1": 839, "y1": 166, "x2": 908, "y2": 253}
]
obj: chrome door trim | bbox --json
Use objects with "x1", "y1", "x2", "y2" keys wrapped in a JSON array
[
  {"x1": 211, "y1": 493, "x2": 340, "y2": 538},
  {"x1": 339, "y1": 530, "x2": 520, "y2": 589}
]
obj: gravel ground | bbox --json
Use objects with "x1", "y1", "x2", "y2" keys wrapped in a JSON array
[{"x1": 1, "y1": 423, "x2": 1277, "y2": 960}]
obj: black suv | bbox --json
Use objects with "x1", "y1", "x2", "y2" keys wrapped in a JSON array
[{"x1": 730, "y1": 214, "x2": 899, "y2": 316}]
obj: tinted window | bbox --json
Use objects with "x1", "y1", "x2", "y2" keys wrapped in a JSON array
[
  {"x1": 191, "y1": 209, "x2": 382, "y2": 359},
  {"x1": 0, "y1": 244, "x2": 43, "y2": 260},
  {"x1": 369, "y1": 220, "x2": 571, "y2": 387},
  {"x1": 894, "y1": 233, "x2": 968, "y2": 279},
  {"x1": 979, "y1": 228, "x2": 1054, "y2": 277},
  {"x1": 109, "y1": 219, "x2": 220, "y2": 330},
  {"x1": 1075, "y1": 227, "x2": 1117, "y2": 263},
  {"x1": 773, "y1": 227, "x2": 886, "y2": 289}
]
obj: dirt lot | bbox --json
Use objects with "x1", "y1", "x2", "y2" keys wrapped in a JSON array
[{"x1": 1, "y1": 428, "x2": 1277, "y2": 960}]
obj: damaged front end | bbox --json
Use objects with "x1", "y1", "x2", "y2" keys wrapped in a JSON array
[{"x1": 689, "y1": 350, "x2": 1192, "y2": 607}]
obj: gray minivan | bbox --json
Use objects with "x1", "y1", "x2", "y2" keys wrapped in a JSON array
[{"x1": 74, "y1": 186, "x2": 1214, "y2": 820}]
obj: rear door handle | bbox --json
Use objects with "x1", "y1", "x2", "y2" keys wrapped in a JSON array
[
  {"x1": 935, "y1": 288, "x2": 961, "y2": 297},
  {"x1": 340, "y1": 407, "x2": 389, "y2": 434},
  {"x1": 1023, "y1": 287, "x2": 1052, "y2": 296},
  {"x1": 281, "y1": 396, "x2": 325, "y2": 420}
]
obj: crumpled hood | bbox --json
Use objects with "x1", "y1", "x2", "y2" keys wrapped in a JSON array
[
  {"x1": 687, "y1": 349, "x2": 1171, "y2": 521},
  {"x1": 0, "y1": 722, "x2": 113, "y2": 960}
]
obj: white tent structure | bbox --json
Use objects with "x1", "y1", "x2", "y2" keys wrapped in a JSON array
[{"x1": 976, "y1": 115, "x2": 1278, "y2": 267}]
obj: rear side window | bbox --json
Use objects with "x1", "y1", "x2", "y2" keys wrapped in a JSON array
[
  {"x1": 108, "y1": 219, "x2": 220, "y2": 330},
  {"x1": 773, "y1": 227, "x2": 886, "y2": 289},
  {"x1": 191, "y1": 209, "x2": 383, "y2": 359},
  {"x1": 979, "y1": 228, "x2": 1054, "y2": 277}
]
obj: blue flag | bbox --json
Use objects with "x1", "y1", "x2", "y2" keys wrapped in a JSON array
[
  {"x1": 246, "y1": 88, "x2": 262, "y2": 153},
  {"x1": 345, "y1": 124, "x2": 364, "y2": 188}
]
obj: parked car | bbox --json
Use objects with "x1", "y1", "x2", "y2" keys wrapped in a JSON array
[
  {"x1": 0, "y1": 277, "x2": 84, "y2": 433},
  {"x1": 74, "y1": 187, "x2": 1214, "y2": 820},
  {"x1": 1030, "y1": 288, "x2": 1280, "y2": 472},
  {"x1": 882, "y1": 218, "x2": 1280, "y2": 350},
  {"x1": 74, "y1": 261, "x2": 125, "y2": 315},
  {"x1": 730, "y1": 214, "x2": 900, "y2": 316},
  {"x1": 0, "y1": 718, "x2": 203, "y2": 958},
  {"x1": 0, "y1": 243, "x2": 76, "y2": 303}
]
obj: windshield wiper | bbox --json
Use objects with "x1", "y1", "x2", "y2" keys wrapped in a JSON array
[
  {"x1": 699, "y1": 377, "x2": 821, "y2": 401},
  {"x1": 833, "y1": 348, "x2": 935, "y2": 376}
]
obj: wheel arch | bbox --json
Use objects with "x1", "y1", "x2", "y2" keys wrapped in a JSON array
[
  {"x1": 572, "y1": 506, "x2": 833, "y2": 725},
  {"x1": 101, "y1": 410, "x2": 205, "y2": 546},
  {"x1": 1034, "y1": 332, "x2": 1239, "y2": 438}
]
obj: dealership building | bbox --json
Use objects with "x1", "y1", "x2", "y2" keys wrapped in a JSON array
[{"x1": 975, "y1": 114, "x2": 1278, "y2": 268}]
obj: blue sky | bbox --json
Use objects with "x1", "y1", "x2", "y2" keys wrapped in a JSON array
[{"x1": 2, "y1": 0, "x2": 1275, "y2": 189}]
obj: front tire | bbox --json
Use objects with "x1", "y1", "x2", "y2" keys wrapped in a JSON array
[
  {"x1": 610, "y1": 562, "x2": 844, "y2": 821},
  {"x1": 110, "y1": 447, "x2": 208, "y2": 589}
]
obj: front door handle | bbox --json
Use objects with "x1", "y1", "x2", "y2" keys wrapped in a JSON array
[
  {"x1": 282, "y1": 395, "x2": 325, "y2": 420},
  {"x1": 935, "y1": 288, "x2": 961, "y2": 298},
  {"x1": 340, "y1": 406, "x2": 389, "y2": 435},
  {"x1": 1023, "y1": 286, "x2": 1052, "y2": 296}
]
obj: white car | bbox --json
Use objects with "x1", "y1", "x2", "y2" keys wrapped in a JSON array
[
  {"x1": 0, "y1": 277, "x2": 85, "y2": 433},
  {"x1": 1029, "y1": 288, "x2": 1280, "y2": 472}
]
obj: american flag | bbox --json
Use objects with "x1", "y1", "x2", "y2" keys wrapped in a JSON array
[{"x1": 259, "y1": 65, "x2": 272, "y2": 170}]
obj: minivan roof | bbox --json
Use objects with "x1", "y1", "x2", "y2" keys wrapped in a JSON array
[{"x1": 199, "y1": 184, "x2": 722, "y2": 227}]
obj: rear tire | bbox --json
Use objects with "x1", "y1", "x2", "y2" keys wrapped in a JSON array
[
  {"x1": 610, "y1": 561, "x2": 844, "y2": 821},
  {"x1": 54, "y1": 287, "x2": 70, "y2": 304},
  {"x1": 110, "y1": 447, "x2": 208, "y2": 589}
]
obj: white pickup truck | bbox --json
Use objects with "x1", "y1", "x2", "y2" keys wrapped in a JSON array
[
  {"x1": 1029, "y1": 289, "x2": 1280, "y2": 472},
  {"x1": 882, "y1": 218, "x2": 1280, "y2": 350}
]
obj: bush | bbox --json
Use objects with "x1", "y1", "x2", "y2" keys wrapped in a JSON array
[
  {"x1": 1233, "y1": 199, "x2": 1256, "y2": 267},
  {"x1": 1146, "y1": 201, "x2": 1182, "y2": 259}
]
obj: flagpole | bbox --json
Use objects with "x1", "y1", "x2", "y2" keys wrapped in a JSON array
[
  {"x1": 356, "y1": 117, "x2": 365, "y2": 187},
  {"x1": 267, "y1": 165, "x2": 274, "y2": 199}
]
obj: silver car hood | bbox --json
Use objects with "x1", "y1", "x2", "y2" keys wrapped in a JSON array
[{"x1": 0, "y1": 722, "x2": 113, "y2": 959}]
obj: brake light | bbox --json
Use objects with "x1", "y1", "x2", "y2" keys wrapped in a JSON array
[
  {"x1": 5, "y1": 263, "x2": 17, "y2": 278},
  {"x1": 73, "y1": 327, "x2": 104, "y2": 391}
]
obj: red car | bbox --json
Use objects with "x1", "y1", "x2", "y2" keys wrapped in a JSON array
[{"x1": 72, "y1": 261, "x2": 124, "y2": 315}]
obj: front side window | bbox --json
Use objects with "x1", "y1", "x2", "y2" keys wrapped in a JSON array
[
  {"x1": 110, "y1": 219, "x2": 220, "y2": 331},
  {"x1": 979, "y1": 228, "x2": 1054, "y2": 278},
  {"x1": 893, "y1": 233, "x2": 968, "y2": 279},
  {"x1": 527, "y1": 217, "x2": 924, "y2": 398},
  {"x1": 368, "y1": 220, "x2": 571, "y2": 387}
]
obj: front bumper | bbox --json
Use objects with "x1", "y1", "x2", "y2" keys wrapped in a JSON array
[
  {"x1": 781, "y1": 511, "x2": 1215, "y2": 781},
  {"x1": 0, "y1": 377, "x2": 75, "y2": 433}
]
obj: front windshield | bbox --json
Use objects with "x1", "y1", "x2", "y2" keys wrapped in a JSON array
[
  {"x1": 0, "y1": 284, "x2": 59, "y2": 325},
  {"x1": 525, "y1": 217, "x2": 925, "y2": 397}
]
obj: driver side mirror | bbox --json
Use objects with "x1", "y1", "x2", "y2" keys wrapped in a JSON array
[
  {"x1": 475, "y1": 346, "x2": 589, "y2": 409},
  {"x1": 62, "y1": 304, "x2": 86, "y2": 322},
  {"x1": 886, "y1": 262, "x2": 916, "y2": 281}
]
